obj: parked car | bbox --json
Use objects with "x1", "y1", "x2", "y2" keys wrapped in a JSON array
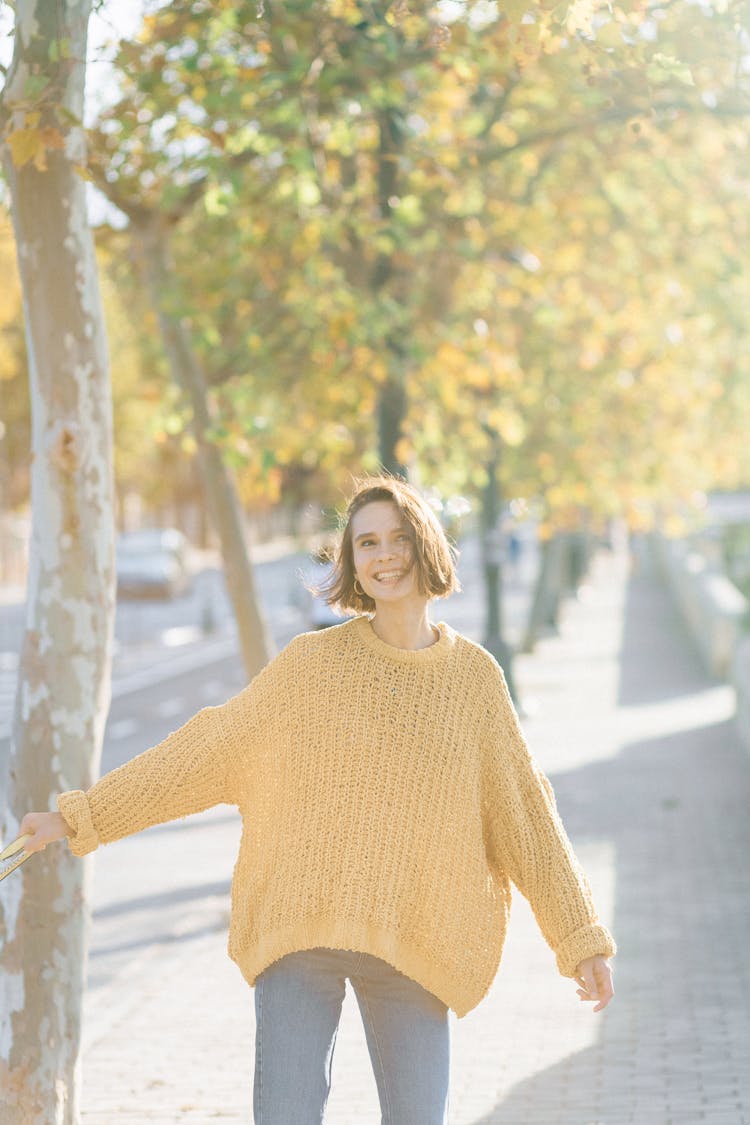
[{"x1": 116, "y1": 528, "x2": 192, "y2": 599}]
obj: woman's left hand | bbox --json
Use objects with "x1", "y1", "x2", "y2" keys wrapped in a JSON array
[{"x1": 574, "y1": 955, "x2": 614, "y2": 1012}]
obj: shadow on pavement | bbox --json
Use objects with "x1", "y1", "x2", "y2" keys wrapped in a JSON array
[
  {"x1": 470, "y1": 561, "x2": 750, "y2": 1122},
  {"x1": 89, "y1": 912, "x2": 228, "y2": 961},
  {"x1": 92, "y1": 877, "x2": 231, "y2": 922}
]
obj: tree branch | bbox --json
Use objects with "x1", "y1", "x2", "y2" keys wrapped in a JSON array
[
  {"x1": 474, "y1": 73, "x2": 522, "y2": 142},
  {"x1": 85, "y1": 135, "x2": 268, "y2": 229},
  {"x1": 479, "y1": 95, "x2": 750, "y2": 166}
]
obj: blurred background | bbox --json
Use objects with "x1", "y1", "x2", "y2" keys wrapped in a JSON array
[
  {"x1": 2, "y1": 1, "x2": 750, "y2": 667},
  {"x1": 3, "y1": 5, "x2": 750, "y2": 1121}
]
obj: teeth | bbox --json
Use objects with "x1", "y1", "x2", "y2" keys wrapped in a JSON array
[{"x1": 375, "y1": 572, "x2": 401, "y2": 581}]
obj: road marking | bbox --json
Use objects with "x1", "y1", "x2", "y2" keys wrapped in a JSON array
[
  {"x1": 157, "y1": 697, "x2": 185, "y2": 719},
  {"x1": 110, "y1": 634, "x2": 238, "y2": 699},
  {"x1": 107, "y1": 718, "x2": 139, "y2": 741},
  {"x1": 0, "y1": 636, "x2": 242, "y2": 742}
]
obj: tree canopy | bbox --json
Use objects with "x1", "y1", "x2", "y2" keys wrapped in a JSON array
[{"x1": 2, "y1": 0, "x2": 750, "y2": 529}]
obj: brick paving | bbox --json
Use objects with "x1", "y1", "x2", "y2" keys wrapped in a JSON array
[{"x1": 80, "y1": 543, "x2": 750, "y2": 1124}]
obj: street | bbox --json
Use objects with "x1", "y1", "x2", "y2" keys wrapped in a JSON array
[
  {"x1": 0, "y1": 529, "x2": 537, "y2": 744},
  {"x1": 4, "y1": 532, "x2": 750, "y2": 1120},
  {"x1": 0, "y1": 540, "x2": 310, "y2": 742}
]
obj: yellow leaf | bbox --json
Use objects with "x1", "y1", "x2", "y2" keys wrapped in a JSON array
[
  {"x1": 394, "y1": 437, "x2": 412, "y2": 465},
  {"x1": 7, "y1": 127, "x2": 44, "y2": 168}
]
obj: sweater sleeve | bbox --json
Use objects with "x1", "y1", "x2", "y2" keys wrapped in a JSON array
[
  {"x1": 480, "y1": 661, "x2": 616, "y2": 978},
  {"x1": 57, "y1": 638, "x2": 300, "y2": 858}
]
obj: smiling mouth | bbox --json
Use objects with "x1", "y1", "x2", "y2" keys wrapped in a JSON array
[{"x1": 374, "y1": 571, "x2": 403, "y2": 584}]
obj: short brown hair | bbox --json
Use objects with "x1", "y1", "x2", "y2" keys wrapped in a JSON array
[{"x1": 319, "y1": 475, "x2": 460, "y2": 614}]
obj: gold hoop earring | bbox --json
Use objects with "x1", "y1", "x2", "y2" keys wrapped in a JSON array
[{"x1": 354, "y1": 578, "x2": 365, "y2": 598}]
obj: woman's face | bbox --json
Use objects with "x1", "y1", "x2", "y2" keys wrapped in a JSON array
[{"x1": 350, "y1": 501, "x2": 421, "y2": 609}]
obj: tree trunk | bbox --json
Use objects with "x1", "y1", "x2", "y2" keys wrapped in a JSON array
[
  {"x1": 521, "y1": 534, "x2": 566, "y2": 653},
  {"x1": 134, "y1": 216, "x2": 273, "y2": 678},
  {"x1": 377, "y1": 373, "x2": 408, "y2": 478},
  {"x1": 479, "y1": 427, "x2": 517, "y2": 699},
  {"x1": 373, "y1": 107, "x2": 409, "y2": 478},
  {"x1": 0, "y1": 3, "x2": 115, "y2": 1122}
]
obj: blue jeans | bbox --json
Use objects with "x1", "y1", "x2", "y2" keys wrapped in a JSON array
[{"x1": 253, "y1": 947, "x2": 450, "y2": 1124}]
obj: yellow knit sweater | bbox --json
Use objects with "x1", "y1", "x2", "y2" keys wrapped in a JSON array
[{"x1": 58, "y1": 616, "x2": 615, "y2": 1018}]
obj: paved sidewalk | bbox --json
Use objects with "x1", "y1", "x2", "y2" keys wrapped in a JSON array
[{"x1": 80, "y1": 544, "x2": 750, "y2": 1124}]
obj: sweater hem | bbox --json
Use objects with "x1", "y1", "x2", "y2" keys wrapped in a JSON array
[{"x1": 231, "y1": 916, "x2": 497, "y2": 1019}]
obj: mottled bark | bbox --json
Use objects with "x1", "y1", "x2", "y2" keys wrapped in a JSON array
[
  {"x1": 0, "y1": 2, "x2": 115, "y2": 1123},
  {"x1": 135, "y1": 216, "x2": 273, "y2": 678}
]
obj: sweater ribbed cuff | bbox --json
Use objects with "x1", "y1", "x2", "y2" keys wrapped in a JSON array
[
  {"x1": 555, "y1": 923, "x2": 617, "y2": 978},
  {"x1": 57, "y1": 790, "x2": 100, "y2": 857}
]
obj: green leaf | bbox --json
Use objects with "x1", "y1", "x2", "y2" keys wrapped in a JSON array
[
  {"x1": 647, "y1": 53, "x2": 694, "y2": 87},
  {"x1": 296, "y1": 178, "x2": 321, "y2": 207},
  {"x1": 164, "y1": 412, "x2": 185, "y2": 436},
  {"x1": 594, "y1": 20, "x2": 624, "y2": 49},
  {"x1": 503, "y1": 0, "x2": 536, "y2": 25},
  {"x1": 393, "y1": 194, "x2": 424, "y2": 225},
  {"x1": 223, "y1": 446, "x2": 248, "y2": 469},
  {"x1": 47, "y1": 38, "x2": 71, "y2": 63},
  {"x1": 205, "y1": 185, "x2": 230, "y2": 216},
  {"x1": 23, "y1": 75, "x2": 50, "y2": 101}
]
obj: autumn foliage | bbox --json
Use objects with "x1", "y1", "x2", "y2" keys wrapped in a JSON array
[{"x1": 3, "y1": 0, "x2": 750, "y2": 528}]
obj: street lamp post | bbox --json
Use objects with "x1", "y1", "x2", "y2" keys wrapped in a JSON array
[{"x1": 480, "y1": 423, "x2": 519, "y2": 702}]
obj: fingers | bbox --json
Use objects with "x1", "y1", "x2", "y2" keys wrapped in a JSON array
[
  {"x1": 592, "y1": 966, "x2": 615, "y2": 1012},
  {"x1": 18, "y1": 813, "x2": 50, "y2": 854},
  {"x1": 574, "y1": 960, "x2": 615, "y2": 1012},
  {"x1": 19, "y1": 813, "x2": 41, "y2": 835},
  {"x1": 593, "y1": 959, "x2": 615, "y2": 1011},
  {"x1": 18, "y1": 815, "x2": 40, "y2": 852}
]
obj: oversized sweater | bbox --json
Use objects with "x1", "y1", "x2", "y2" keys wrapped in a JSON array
[{"x1": 58, "y1": 615, "x2": 616, "y2": 1018}]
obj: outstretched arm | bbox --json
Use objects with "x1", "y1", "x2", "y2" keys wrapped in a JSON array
[
  {"x1": 56, "y1": 699, "x2": 240, "y2": 855},
  {"x1": 16, "y1": 700, "x2": 241, "y2": 859},
  {"x1": 16, "y1": 635, "x2": 301, "y2": 858}
]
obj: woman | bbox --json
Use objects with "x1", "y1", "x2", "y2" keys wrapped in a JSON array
[{"x1": 20, "y1": 474, "x2": 615, "y2": 1124}]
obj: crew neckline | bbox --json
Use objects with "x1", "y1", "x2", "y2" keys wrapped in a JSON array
[{"x1": 351, "y1": 615, "x2": 454, "y2": 665}]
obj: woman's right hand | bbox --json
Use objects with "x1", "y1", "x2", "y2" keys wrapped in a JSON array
[{"x1": 17, "y1": 811, "x2": 72, "y2": 854}]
